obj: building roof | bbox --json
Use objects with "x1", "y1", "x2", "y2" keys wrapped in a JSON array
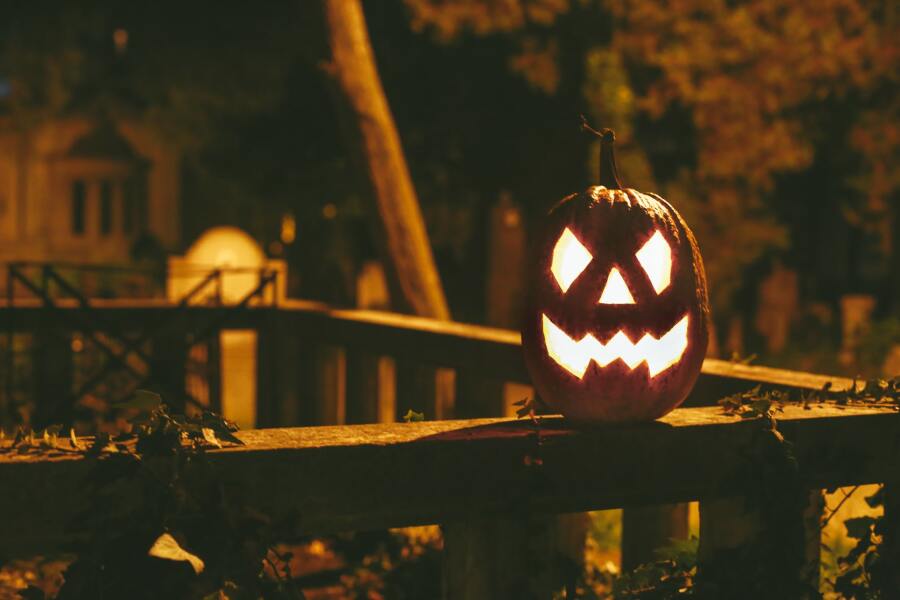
[{"x1": 66, "y1": 122, "x2": 146, "y2": 163}]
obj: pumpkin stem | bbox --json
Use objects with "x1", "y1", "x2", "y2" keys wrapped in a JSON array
[{"x1": 580, "y1": 116, "x2": 623, "y2": 190}]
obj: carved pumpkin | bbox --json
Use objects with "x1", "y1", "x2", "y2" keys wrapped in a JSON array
[{"x1": 521, "y1": 127, "x2": 709, "y2": 423}]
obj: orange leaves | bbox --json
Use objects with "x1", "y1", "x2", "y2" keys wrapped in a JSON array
[
  {"x1": 404, "y1": 0, "x2": 570, "y2": 41},
  {"x1": 509, "y1": 37, "x2": 560, "y2": 94},
  {"x1": 610, "y1": 0, "x2": 893, "y2": 188}
]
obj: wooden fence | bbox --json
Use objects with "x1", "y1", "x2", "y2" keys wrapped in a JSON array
[{"x1": 1, "y1": 299, "x2": 896, "y2": 597}]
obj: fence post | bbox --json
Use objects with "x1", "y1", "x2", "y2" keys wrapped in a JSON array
[
  {"x1": 442, "y1": 514, "x2": 557, "y2": 599},
  {"x1": 149, "y1": 329, "x2": 187, "y2": 414},
  {"x1": 315, "y1": 345, "x2": 346, "y2": 425},
  {"x1": 453, "y1": 371, "x2": 505, "y2": 419},
  {"x1": 621, "y1": 503, "x2": 689, "y2": 570},
  {"x1": 32, "y1": 327, "x2": 72, "y2": 427},
  {"x1": 698, "y1": 490, "x2": 822, "y2": 596},
  {"x1": 256, "y1": 311, "x2": 301, "y2": 427},
  {"x1": 345, "y1": 352, "x2": 395, "y2": 424},
  {"x1": 396, "y1": 361, "x2": 452, "y2": 420},
  {"x1": 881, "y1": 482, "x2": 900, "y2": 592}
]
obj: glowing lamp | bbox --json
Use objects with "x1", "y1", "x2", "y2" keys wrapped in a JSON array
[{"x1": 521, "y1": 128, "x2": 710, "y2": 423}]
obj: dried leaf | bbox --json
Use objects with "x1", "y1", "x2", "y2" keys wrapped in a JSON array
[
  {"x1": 41, "y1": 429, "x2": 55, "y2": 449},
  {"x1": 148, "y1": 532, "x2": 205, "y2": 574},
  {"x1": 69, "y1": 428, "x2": 84, "y2": 450},
  {"x1": 202, "y1": 428, "x2": 222, "y2": 448}
]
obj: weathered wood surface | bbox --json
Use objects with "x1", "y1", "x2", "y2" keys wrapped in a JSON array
[
  {"x1": 0, "y1": 299, "x2": 855, "y2": 397},
  {"x1": 1, "y1": 404, "x2": 895, "y2": 555}
]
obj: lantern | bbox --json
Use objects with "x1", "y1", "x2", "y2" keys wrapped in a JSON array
[{"x1": 521, "y1": 127, "x2": 709, "y2": 423}]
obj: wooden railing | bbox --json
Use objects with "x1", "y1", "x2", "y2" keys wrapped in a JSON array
[
  {"x1": 2, "y1": 404, "x2": 898, "y2": 596},
  {"x1": 2, "y1": 298, "x2": 895, "y2": 597},
  {"x1": 0, "y1": 297, "x2": 854, "y2": 422}
]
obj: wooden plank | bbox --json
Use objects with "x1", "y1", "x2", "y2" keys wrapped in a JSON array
[{"x1": 0, "y1": 404, "x2": 895, "y2": 555}]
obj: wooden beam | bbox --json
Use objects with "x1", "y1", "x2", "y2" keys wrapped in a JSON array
[
  {"x1": 0, "y1": 301, "x2": 855, "y2": 396},
  {"x1": 1, "y1": 404, "x2": 895, "y2": 555}
]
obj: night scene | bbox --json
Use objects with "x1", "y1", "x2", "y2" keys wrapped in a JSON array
[{"x1": 0, "y1": 1, "x2": 897, "y2": 598}]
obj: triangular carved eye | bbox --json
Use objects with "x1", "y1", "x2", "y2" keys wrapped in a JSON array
[
  {"x1": 635, "y1": 231, "x2": 672, "y2": 294},
  {"x1": 551, "y1": 228, "x2": 592, "y2": 293},
  {"x1": 598, "y1": 268, "x2": 635, "y2": 304}
]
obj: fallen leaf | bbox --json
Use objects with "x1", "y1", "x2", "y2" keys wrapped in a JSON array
[
  {"x1": 202, "y1": 428, "x2": 222, "y2": 448},
  {"x1": 148, "y1": 532, "x2": 205, "y2": 574}
]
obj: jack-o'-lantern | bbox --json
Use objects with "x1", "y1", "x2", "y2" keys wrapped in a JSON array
[{"x1": 521, "y1": 126, "x2": 709, "y2": 423}]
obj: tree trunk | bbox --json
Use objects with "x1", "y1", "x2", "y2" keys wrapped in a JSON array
[{"x1": 319, "y1": 0, "x2": 450, "y2": 320}]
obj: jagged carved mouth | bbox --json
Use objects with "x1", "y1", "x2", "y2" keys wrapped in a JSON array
[{"x1": 542, "y1": 314, "x2": 689, "y2": 379}]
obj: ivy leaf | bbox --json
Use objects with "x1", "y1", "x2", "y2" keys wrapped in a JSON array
[
  {"x1": 148, "y1": 532, "x2": 205, "y2": 574},
  {"x1": 653, "y1": 536, "x2": 698, "y2": 571},
  {"x1": 514, "y1": 397, "x2": 534, "y2": 419},
  {"x1": 200, "y1": 412, "x2": 244, "y2": 445},
  {"x1": 403, "y1": 409, "x2": 425, "y2": 423}
]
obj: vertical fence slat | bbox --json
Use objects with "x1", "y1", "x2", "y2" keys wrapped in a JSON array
[
  {"x1": 346, "y1": 349, "x2": 393, "y2": 424},
  {"x1": 622, "y1": 503, "x2": 689, "y2": 570},
  {"x1": 396, "y1": 360, "x2": 434, "y2": 420},
  {"x1": 33, "y1": 328, "x2": 71, "y2": 426},
  {"x1": 295, "y1": 339, "x2": 319, "y2": 426},
  {"x1": 453, "y1": 371, "x2": 505, "y2": 419},
  {"x1": 442, "y1": 515, "x2": 556, "y2": 600},
  {"x1": 150, "y1": 328, "x2": 187, "y2": 413},
  {"x1": 256, "y1": 312, "x2": 302, "y2": 428},
  {"x1": 315, "y1": 345, "x2": 346, "y2": 425},
  {"x1": 881, "y1": 482, "x2": 900, "y2": 592},
  {"x1": 699, "y1": 490, "x2": 822, "y2": 596}
]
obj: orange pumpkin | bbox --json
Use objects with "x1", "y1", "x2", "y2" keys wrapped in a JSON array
[{"x1": 521, "y1": 127, "x2": 709, "y2": 423}]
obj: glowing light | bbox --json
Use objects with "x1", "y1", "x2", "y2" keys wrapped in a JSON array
[
  {"x1": 113, "y1": 28, "x2": 128, "y2": 53},
  {"x1": 636, "y1": 231, "x2": 672, "y2": 294},
  {"x1": 280, "y1": 213, "x2": 296, "y2": 244},
  {"x1": 542, "y1": 314, "x2": 689, "y2": 378},
  {"x1": 598, "y1": 268, "x2": 635, "y2": 304},
  {"x1": 551, "y1": 228, "x2": 592, "y2": 293}
]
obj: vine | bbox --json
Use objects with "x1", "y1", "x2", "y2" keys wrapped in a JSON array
[
  {"x1": 609, "y1": 376, "x2": 899, "y2": 599},
  {"x1": 4, "y1": 390, "x2": 304, "y2": 600}
]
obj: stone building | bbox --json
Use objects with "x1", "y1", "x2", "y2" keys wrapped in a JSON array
[{"x1": 0, "y1": 117, "x2": 179, "y2": 267}]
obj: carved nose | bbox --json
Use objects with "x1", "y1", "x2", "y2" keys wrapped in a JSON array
[{"x1": 598, "y1": 268, "x2": 635, "y2": 304}]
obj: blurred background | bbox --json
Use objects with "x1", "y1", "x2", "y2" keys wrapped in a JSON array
[{"x1": 1, "y1": 0, "x2": 896, "y2": 376}]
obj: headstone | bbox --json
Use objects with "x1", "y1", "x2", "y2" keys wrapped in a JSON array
[
  {"x1": 839, "y1": 294, "x2": 876, "y2": 367},
  {"x1": 754, "y1": 262, "x2": 798, "y2": 353}
]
